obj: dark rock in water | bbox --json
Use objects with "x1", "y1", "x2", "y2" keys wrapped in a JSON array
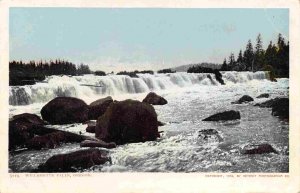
[
  {"x1": 213, "y1": 70, "x2": 225, "y2": 85},
  {"x1": 38, "y1": 148, "x2": 111, "y2": 172},
  {"x1": 202, "y1": 110, "x2": 240, "y2": 121},
  {"x1": 80, "y1": 140, "x2": 116, "y2": 149},
  {"x1": 96, "y1": 99, "x2": 160, "y2": 144},
  {"x1": 26, "y1": 131, "x2": 66, "y2": 150},
  {"x1": 157, "y1": 120, "x2": 165, "y2": 126},
  {"x1": 26, "y1": 130, "x2": 89, "y2": 150},
  {"x1": 254, "y1": 98, "x2": 289, "y2": 111},
  {"x1": 9, "y1": 113, "x2": 46, "y2": 150},
  {"x1": 88, "y1": 96, "x2": 113, "y2": 120},
  {"x1": 232, "y1": 95, "x2": 254, "y2": 104},
  {"x1": 256, "y1": 93, "x2": 270, "y2": 98},
  {"x1": 272, "y1": 98, "x2": 289, "y2": 119},
  {"x1": 198, "y1": 129, "x2": 223, "y2": 142},
  {"x1": 86, "y1": 121, "x2": 96, "y2": 133},
  {"x1": 41, "y1": 97, "x2": 89, "y2": 124},
  {"x1": 242, "y1": 143, "x2": 278, "y2": 154},
  {"x1": 10, "y1": 113, "x2": 46, "y2": 125},
  {"x1": 142, "y1": 92, "x2": 167, "y2": 105},
  {"x1": 254, "y1": 98, "x2": 281, "y2": 108},
  {"x1": 9, "y1": 113, "x2": 92, "y2": 150}
]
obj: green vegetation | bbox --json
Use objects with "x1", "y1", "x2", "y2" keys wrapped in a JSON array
[
  {"x1": 157, "y1": 68, "x2": 176, "y2": 73},
  {"x1": 220, "y1": 33, "x2": 289, "y2": 78},
  {"x1": 9, "y1": 60, "x2": 95, "y2": 86}
]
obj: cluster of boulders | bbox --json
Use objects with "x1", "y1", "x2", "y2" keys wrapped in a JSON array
[
  {"x1": 200, "y1": 93, "x2": 288, "y2": 155},
  {"x1": 10, "y1": 88, "x2": 288, "y2": 171},
  {"x1": 10, "y1": 92, "x2": 168, "y2": 172}
]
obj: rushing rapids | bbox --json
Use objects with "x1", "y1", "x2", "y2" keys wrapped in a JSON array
[
  {"x1": 9, "y1": 71, "x2": 268, "y2": 106},
  {"x1": 9, "y1": 71, "x2": 289, "y2": 173}
]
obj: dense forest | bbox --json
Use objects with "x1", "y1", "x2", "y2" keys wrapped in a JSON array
[
  {"x1": 220, "y1": 33, "x2": 289, "y2": 78},
  {"x1": 9, "y1": 60, "x2": 100, "y2": 85}
]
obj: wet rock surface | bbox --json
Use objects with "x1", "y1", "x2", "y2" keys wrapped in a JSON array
[
  {"x1": 38, "y1": 148, "x2": 111, "y2": 172},
  {"x1": 41, "y1": 97, "x2": 89, "y2": 124},
  {"x1": 88, "y1": 96, "x2": 113, "y2": 120},
  {"x1": 96, "y1": 99, "x2": 160, "y2": 144},
  {"x1": 142, "y1": 92, "x2": 168, "y2": 105},
  {"x1": 202, "y1": 110, "x2": 241, "y2": 121}
]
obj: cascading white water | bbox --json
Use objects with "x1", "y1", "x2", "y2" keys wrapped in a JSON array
[{"x1": 9, "y1": 71, "x2": 268, "y2": 106}]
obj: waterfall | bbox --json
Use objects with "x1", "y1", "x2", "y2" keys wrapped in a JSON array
[{"x1": 9, "y1": 71, "x2": 268, "y2": 106}]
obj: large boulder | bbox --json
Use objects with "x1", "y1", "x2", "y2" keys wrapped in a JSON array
[
  {"x1": 88, "y1": 96, "x2": 113, "y2": 120},
  {"x1": 142, "y1": 92, "x2": 167, "y2": 105},
  {"x1": 272, "y1": 98, "x2": 289, "y2": 119},
  {"x1": 241, "y1": 143, "x2": 278, "y2": 154},
  {"x1": 9, "y1": 113, "x2": 47, "y2": 150},
  {"x1": 203, "y1": 110, "x2": 241, "y2": 121},
  {"x1": 80, "y1": 140, "x2": 116, "y2": 149},
  {"x1": 41, "y1": 97, "x2": 89, "y2": 124},
  {"x1": 95, "y1": 99, "x2": 160, "y2": 144},
  {"x1": 38, "y1": 148, "x2": 111, "y2": 172},
  {"x1": 232, "y1": 95, "x2": 254, "y2": 104}
]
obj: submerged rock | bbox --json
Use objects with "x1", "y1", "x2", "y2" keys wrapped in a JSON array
[
  {"x1": 198, "y1": 129, "x2": 223, "y2": 142},
  {"x1": 232, "y1": 95, "x2": 254, "y2": 104},
  {"x1": 254, "y1": 97, "x2": 289, "y2": 119},
  {"x1": 157, "y1": 120, "x2": 165, "y2": 126},
  {"x1": 272, "y1": 98, "x2": 289, "y2": 119},
  {"x1": 202, "y1": 110, "x2": 241, "y2": 121},
  {"x1": 41, "y1": 97, "x2": 89, "y2": 124},
  {"x1": 38, "y1": 148, "x2": 111, "y2": 172},
  {"x1": 80, "y1": 140, "x2": 116, "y2": 149},
  {"x1": 88, "y1": 96, "x2": 113, "y2": 120},
  {"x1": 86, "y1": 121, "x2": 96, "y2": 133},
  {"x1": 254, "y1": 97, "x2": 282, "y2": 108},
  {"x1": 96, "y1": 99, "x2": 160, "y2": 144},
  {"x1": 26, "y1": 130, "x2": 89, "y2": 150},
  {"x1": 142, "y1": 92, "x2": 168, "y2": 105},
  {"x1": 256, "y1": 93, "x2": 270, "y2": 98},
  {"x1": 241, "y1": 143, "x2": 278, "y2": 154}
]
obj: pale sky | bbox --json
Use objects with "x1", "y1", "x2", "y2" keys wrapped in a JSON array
[{"x1": 10, "y1": 8, "x2": 289, "y2": 72}]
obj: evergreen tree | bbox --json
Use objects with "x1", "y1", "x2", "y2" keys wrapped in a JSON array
[
  {"x1": 254, "y1": 33, "x2": 265, "y2": 71},
  {"x1": 221, "y1": 58, "x2": 228, "y2": 71},
  {"x1": 243, "y1": 40, "x2": 254, "y2": 71},
  {"x1": 228, "y1": 53, "x2": 235, "y2": 70}
]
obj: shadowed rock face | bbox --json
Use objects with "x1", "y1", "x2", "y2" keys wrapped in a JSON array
[
  {"x1": 96, "y1": 99, "x2": 160, "y2": 144},
  {"x1": 38, "y1": 148, "x2": 111, "y2": 172},
  {"x1": 26, "y1": 130, "x2": 89, "y2": 150},
  {"x1": 241, "y1": 143, "x2": 278, "y2": 154},
  {"x1": 272, "y1": 98, "x2": 289, "y2": 119},
  {"x1": 232, "y1": 95, "x2": 254, "y2": 104},
  {"x1": 88, "y1": 96, "x2": 113, "y2": 120},
  {"x1": 41, "y1": 97, "x2": 89, "y2": 124},
  {"x1": 9, "y1": 113, "x2": 46, "y2": 150},
  {"x1": 86, "y1": 121, "x2": 96, "y2": 133},
  {"x1": 256, "y1": 93, "x2": 270, "y2": 98},
  {"x1": 254, "y1": 97, "x2": 282, "y2": 108},
  {"x1": 142, "y1": 92, "x2": 168, "y2": 105},
  {"x1": 202, "y1": 110, "x2": 241, "y2": 121}
]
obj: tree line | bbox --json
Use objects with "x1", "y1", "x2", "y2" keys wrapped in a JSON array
[
  {"x1": 9, "y1": 59, "x2": 106, "y2": 85},
  {"x1": 220, "y1": 33, "x2": 289, "y2": 78}
]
